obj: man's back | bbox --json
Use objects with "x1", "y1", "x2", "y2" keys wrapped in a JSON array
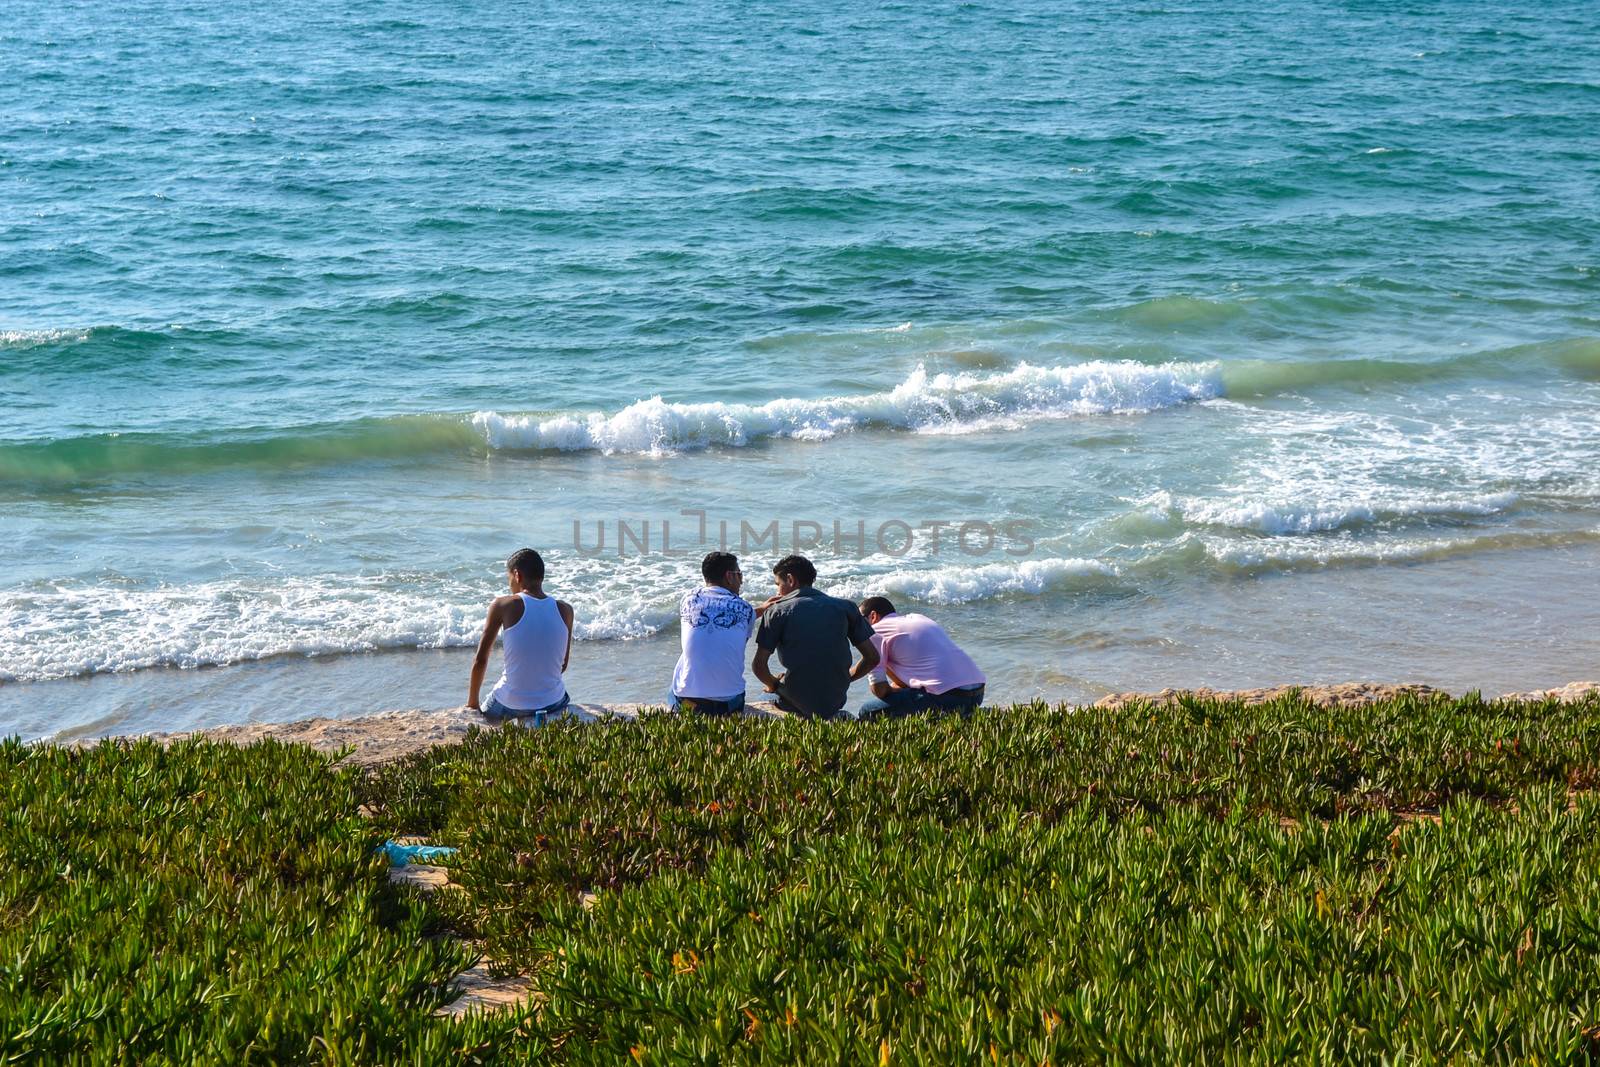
[
  {"x1": 869, "y1": 612, "x2": 985, "y2": 695},
  {"x1": 756, "y1": 587, "x2": 874, "y2": 716},
  {"x1": 673, "y1": 585, "x2": 754, "y2": 700}
]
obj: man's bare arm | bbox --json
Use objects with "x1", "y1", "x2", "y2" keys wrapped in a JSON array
[
  {"x1": 870, "y1": 660, "x2": 911, "y2": 699},
  {"x1": 467, "y1": 599, "x2": 508, "y2": 710},
  {"x1": 752, "y1": 646, "x2": 782, "y2": 692},
  {"x1": 847, "y1": 637, "x2": 880, "y2": 683},
  {"x1": 557, "y1": 600, "x2": 575, "y2": 672}
]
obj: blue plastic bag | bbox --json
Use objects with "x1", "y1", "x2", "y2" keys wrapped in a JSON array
[{"x1": 377, "y1": 839, "x2": 459, "y2": 866}]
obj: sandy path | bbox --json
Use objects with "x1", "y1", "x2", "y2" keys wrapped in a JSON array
[{"x1": 131, "y1": 701, "x2": 789, "y2": 767}]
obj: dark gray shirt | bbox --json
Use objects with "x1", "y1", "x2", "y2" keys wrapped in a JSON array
[{"x1": 755, "y1": 586, "x2": 874, "y2": 716}]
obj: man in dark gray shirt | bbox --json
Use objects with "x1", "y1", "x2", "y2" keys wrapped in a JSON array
[{"x1": 752, "y1": 554, "x2": 880, "y2": 719}]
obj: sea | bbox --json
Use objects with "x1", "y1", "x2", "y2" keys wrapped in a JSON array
[{"x1": 4, "y1": 0, "x2": 1599, "y2": 740}]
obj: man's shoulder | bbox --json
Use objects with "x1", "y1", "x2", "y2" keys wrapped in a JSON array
[
  {"x1": 780, "y1": 589, "x2": 861, "y2": 624},
  {"x1": 685, "y1": 586, "x2": 754, "y2": 627},
  {"x1": 816, "y1": 590, "x2": 862, "y2": 615},
  {"x1": 763, "y1": 590, "x2": 803, "y2": 614}
]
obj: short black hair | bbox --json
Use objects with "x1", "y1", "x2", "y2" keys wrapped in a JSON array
[
  {"x1": 772, "y1": 554, "x2": 817, "y2": 586},
  {"x1": 701, "y1": 551, "x2": 739, "y2": 586},
  {"x1": 506, "y1": 547, "x2": 545, "y2": 584},
  {"x1": 860, "y1": 596, "x2": 896, "y2": 618}
]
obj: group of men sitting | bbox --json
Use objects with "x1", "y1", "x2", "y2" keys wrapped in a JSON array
[{"x1": 465, "y1": 548, "x2": 985, "y2": 722}]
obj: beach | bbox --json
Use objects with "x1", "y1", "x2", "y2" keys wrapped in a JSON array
[
  {"x1": 10, "y1": 0, "x2": 1600, "y2": 1058},
  {"x1": 6, "y1": 0, "x2": 1600, "y2": 741}
]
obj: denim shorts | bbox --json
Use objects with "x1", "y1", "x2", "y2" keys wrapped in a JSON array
[{"x1": 483, "y1": 691, "x2": 571, "y2": 726}]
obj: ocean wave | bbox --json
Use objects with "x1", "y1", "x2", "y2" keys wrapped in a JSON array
[
  {"x1": 472, "y1": 361, "x2": 1223, "y2": 455},
  {"x1": 1220, "y1": 336, "x2": 1600, "y2": 396},
  {"x1": 0, "y1": 327, "x2": 93, "y2": 349},
  {"x1": 0, "y1": 322, "x2": 259, "y2": 374},
  {"x1": 0, "y1": 556, "x2": 1124, "y2": 683},
  {"x1": 0, "y1": 416, "x2": 485, "y2": 484},
  {"x1": 7, "y1": 526, "x2": 1599, "y2": 683},
  {"x1": 0, "y1": 360, "x2": 1222, "y2": 483},
  {"x1": 0, "y1": 576, "x2": 485, "y2": 683},
  {"x1": 5, "y1": 337, "x2": 1596, "y2": 484},
  {"x1": 1104, "y1": 294, "x2": 1248, "y2": 329},
  {"x1": 1170, "y1": 491, "x2": 1521, "y2": 535},
  {"x1": 833, "y1": 557, "x2": 1122, "y2": 604},
  {"x1": 1200, "y1": 528, "x2": 1600, "y2": 575},
  {"x1": 0, "y1": 569, "x2": 681, "y2": 684}
]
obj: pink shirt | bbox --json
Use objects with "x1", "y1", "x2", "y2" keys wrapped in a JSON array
[{"x1": 868, "y1": 612, "x2": 985, "y2": 695}]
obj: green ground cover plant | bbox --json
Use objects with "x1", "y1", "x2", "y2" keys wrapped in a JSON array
[
  {"x1": 0, "y1": 737, "x2": 534, "y2": 1065},
  {"x1": 536, "y1": 796, "x2": 1600, "y2": 1063},
  {"x1": 5, "y1": 692, "x2": 1600, "y2": 1063},
  {"x1": 363, "y1": 693, "x2": 1600, "y2": 972}
]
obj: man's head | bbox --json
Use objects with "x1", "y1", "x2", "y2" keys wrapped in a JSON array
[
  {"x1": 506, "y1": 547, "x2": 545, "y2": 592},
  {"x1": 859, "y1": 596, "x2": 896, "y2": 625},
  {"x1": 771, "y1": 554, "x2": 817, "y2": 597},
  {"x1": 701, "y1": 551, "x2": 741, "y2": 594}
]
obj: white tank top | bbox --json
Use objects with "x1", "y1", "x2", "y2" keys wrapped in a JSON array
[{"x1": 489, "y1": 593, "x2": 569, "y2": 711}]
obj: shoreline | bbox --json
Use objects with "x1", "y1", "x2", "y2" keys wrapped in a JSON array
[{"x1": 92, "y1": 679, "x2": 1600, "y2": 769}]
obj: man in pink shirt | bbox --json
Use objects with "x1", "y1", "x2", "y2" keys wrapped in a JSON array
[{"x1": 856, "y1": 596, "x2": 986, "y2": 718}]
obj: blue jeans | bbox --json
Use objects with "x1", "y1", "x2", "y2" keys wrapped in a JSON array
[
  {"x1": 668, "y1": 691, "x2": 746, "y2": 716},
  {"x1": 859, "y1": 684, "x2": 985, "y2": 719},
  {"x1": 483, "y1": 691, "x2": 570, "y2": 726}
]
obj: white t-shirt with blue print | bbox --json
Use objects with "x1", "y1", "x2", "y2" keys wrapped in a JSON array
[{"x1": 671, "y1": 585, "x2": 755, "y2": 701}]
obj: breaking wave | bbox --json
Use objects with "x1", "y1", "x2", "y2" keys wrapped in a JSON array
[
  {"x1": 470, "y1": 360, "x2": 1223, "y2": 454},
  {"x1": 6, "y1": 336, "x2": 1596, "y2": 484},
  {"x1": 14, "y1": 525, "x2": 1595, "y2": 684}
]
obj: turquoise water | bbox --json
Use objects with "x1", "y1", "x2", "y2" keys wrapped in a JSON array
[{"x1": 4, "y1": 1, "x2": 1600, "y2": 736}]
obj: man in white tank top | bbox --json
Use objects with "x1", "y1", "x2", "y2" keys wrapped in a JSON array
[{"x1": 466, "y1": 548, "x2": 575, "y2": 724}]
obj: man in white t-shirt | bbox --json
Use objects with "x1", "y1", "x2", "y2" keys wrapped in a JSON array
[
  {"x1": 669, "y1": 551, "x2": 756, "y2": 714},
  {"x1": 856, "y1": 596, "x2": 986, "y2": 718}
]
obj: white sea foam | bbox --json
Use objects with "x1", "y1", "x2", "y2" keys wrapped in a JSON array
[
  {"x1": 1174, "y1": 491, "x2": 1520, "y2": 535},
  {"x1": 1202, "y1": 528, "x2": 1600, "y2": 574},
  {"x1": 0, "y1": 552, "x2": 1127, "y2": 683},
  {"x1": 0, "y1": 576, "x2": 485, "y2": 684},
  {"x1": 0, "y1": 555, "x2": 715, "y2": 683},
  {"x1": 0, "y1": 328, "x2": 90, "y2": 348},
  {"x1": 471, "y1": 360, "x2": 1223, "y2": 455},
  {"x1": 834, "y1": 557, "x2": 1120, "y2": 604}
]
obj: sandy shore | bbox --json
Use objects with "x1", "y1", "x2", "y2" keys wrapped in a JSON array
[
  {"x1": 125, "y1": 700, "x2": 790, "y2": 767},
  {"x1": 102, "y1": 682, "x2": 1600, "y2": 768}
]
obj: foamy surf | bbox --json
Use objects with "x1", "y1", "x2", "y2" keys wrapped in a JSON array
[
  {"x1": 1201, "y1": 528, "x2": 1600, "y2": 575},
  {"x1": 833, "y1": 557, "x2": 1122, "y2": 604},
  {"x1": 0, "y1": 327, "x2": 92, "y2": 348},
  {"x1": 1167, "y1": 491, "x2": 1522, "y2": 536},
  {"x1": 8, "y1": 340, "x2": 1598, "y2": 485},
  {"x1": 5, "y1": 520, "x2": 1597, "y2": 685},
  {"x1": 0, "y1": 556, "x2": 1122, "y2": 683},
  {"x1": 471, "y1": 360, "x2": 1224, "y2": 455}
]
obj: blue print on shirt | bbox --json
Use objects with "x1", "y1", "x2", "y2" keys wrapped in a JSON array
[{"x1": 682, "y1": 591, "x2": 753, "y2": 630}]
